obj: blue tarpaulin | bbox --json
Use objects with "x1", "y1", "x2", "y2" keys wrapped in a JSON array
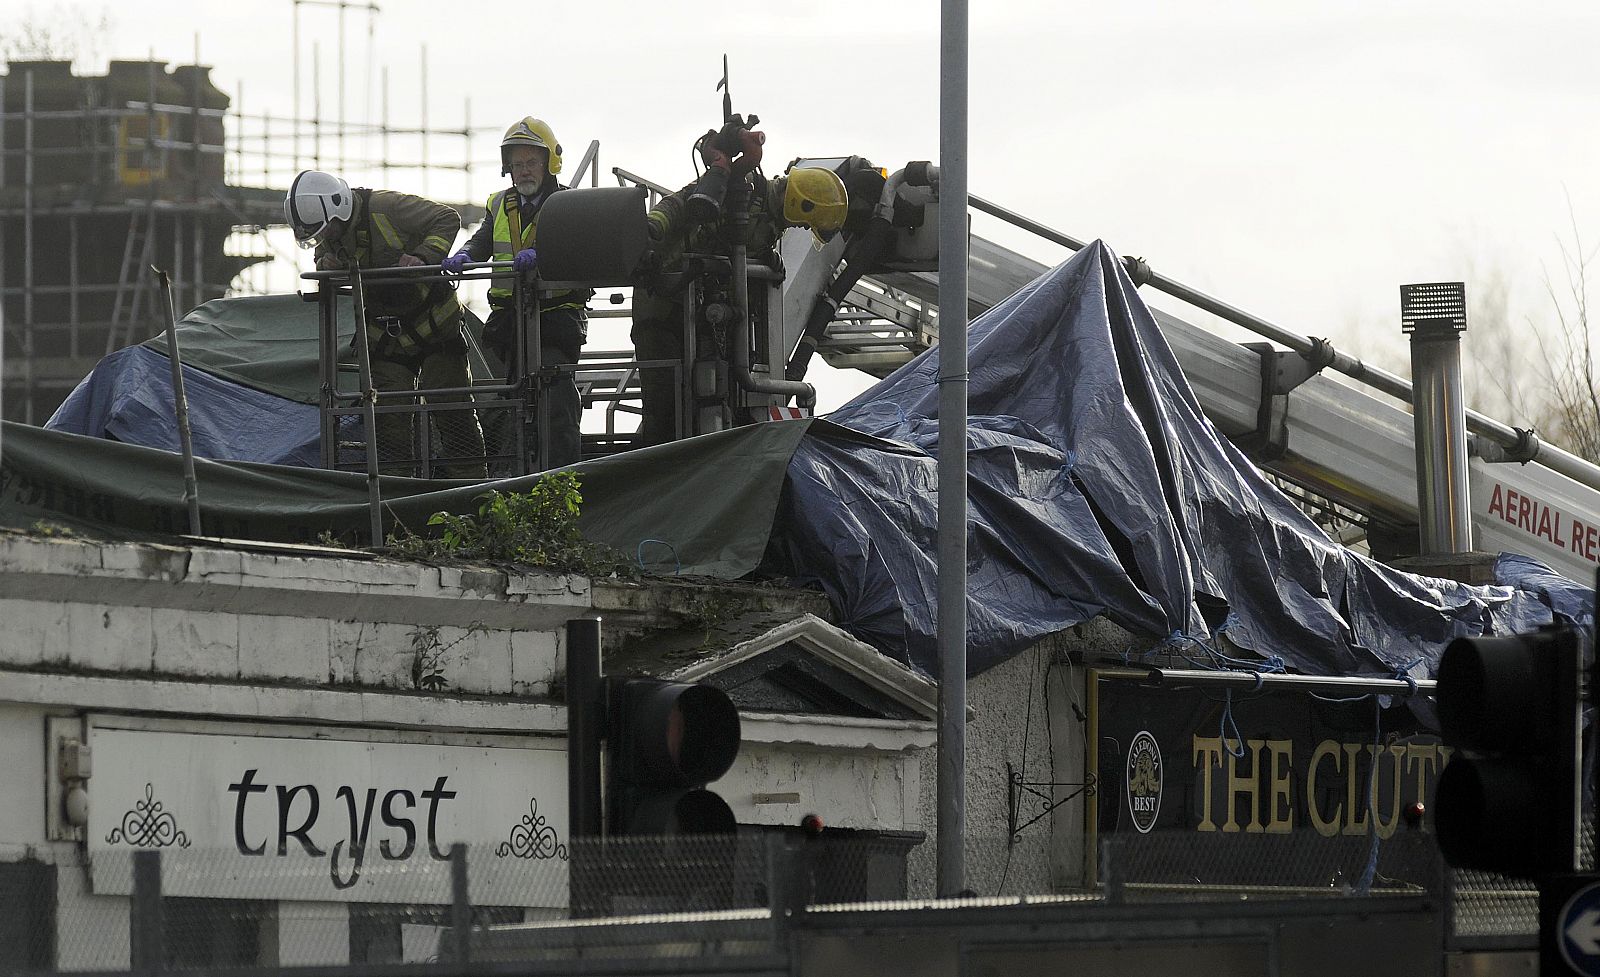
[
  {"x1": 46, "y1": 346, "x2": 322, "y2": 467},
  {"x1": 18, "y1": 242, "x2": 1594, "y2": 681},
  {"x1": 773, "y1": 242, "x2": 1582, "y2": 677}
]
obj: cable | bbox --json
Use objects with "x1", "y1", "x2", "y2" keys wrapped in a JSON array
[{"x1": 996, "y1": 652, "x2": 1039, "y2": 895}]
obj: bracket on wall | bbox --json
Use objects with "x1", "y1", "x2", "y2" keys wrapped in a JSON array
[{"x1": 1006, "y1": 760, "x2": 1097, "y2": 847}]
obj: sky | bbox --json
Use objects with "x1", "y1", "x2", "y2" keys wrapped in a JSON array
[{"x1": 9, "y1": 0, "x2": 1600, "y2": 416}]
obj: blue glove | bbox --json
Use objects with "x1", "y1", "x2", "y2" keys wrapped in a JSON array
[
  {"x1": 513, "y1": 248, "x2": 539, "y2": 273},
  {"x1": 440, "y1": 251, "x2": 470, "y2": 275}
]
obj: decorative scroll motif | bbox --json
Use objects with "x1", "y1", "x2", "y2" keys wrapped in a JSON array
[
  {"x1": 1006, "y1": 761, "x2": 1097, "y2": 847},
  {"x1": 494, "y1": 798, "x2": 568, "y2": 861},
  {"x1": 105, "y1": 783, "x2": 192, "y2": 848}
]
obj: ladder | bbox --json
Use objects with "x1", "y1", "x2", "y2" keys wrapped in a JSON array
[
  {"x1": 106, "y1": 206, "x2": 159, "y2": 354},
  {"x1": 783, "y1": 204, "x2": 1600, "y2": 585}
]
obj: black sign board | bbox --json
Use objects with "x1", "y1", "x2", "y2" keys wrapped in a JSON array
[{"x1": 1089, "y1": 669, "x2": 1446, "y2": 890}]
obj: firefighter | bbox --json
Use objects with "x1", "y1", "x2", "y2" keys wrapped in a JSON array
[
  {"x1": 286, "y1": 169, "x2": 486, "y2": 479},
  {"x1": 631, "y1": 135, "x2": 848, "y2": 447},
  {"x1": 442, "y1": 117, "x2": 591, "y2": 470}
]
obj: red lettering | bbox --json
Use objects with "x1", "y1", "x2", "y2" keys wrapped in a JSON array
[
  {"x1": 1554, "y1": 511, "x2": 1566, "y2": 547},
  {"x1": 1537, "y1": 505, "x2": 1554, "y2": 543},
  {"x1": 1518, "y1": 494, "x2": 1532, "y2": 532},
  {"x1": 1488, "y1": 483, "x2": 1506, "y2": 519},
  {"x1": 1572, "y1": 519, "x2": 1587, "y2": 555}
]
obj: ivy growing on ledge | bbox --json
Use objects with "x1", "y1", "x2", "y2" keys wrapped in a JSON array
[{"x1": 387, "y1": 471, "x2": 634, "y2": 578}]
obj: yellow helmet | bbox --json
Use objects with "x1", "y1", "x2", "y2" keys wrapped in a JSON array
[
  {"x1": 501, "y1": 117, "x2": 562, "y2": 176},
  {"x1": 782, "y1": 165, "x2": 848, "y2": 233}
]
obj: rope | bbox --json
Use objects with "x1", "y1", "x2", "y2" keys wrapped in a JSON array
[
  {"x1": 635, "y1": 538, "x2": 681, "y2": 575},
  {"x1": 1221, "y1": 689, "x2": 1246, "y2": 759},
  {"x1": 1354, "y1": 695, "x2": 1384, "y2": 895}
]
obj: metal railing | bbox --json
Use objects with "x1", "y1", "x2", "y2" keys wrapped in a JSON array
[
  {"x1": 6, "y1": 828, "x2": 1548, "y2": 974},
  {"x1": 301, "y1": 258, "x2": 671, "y2": 541},
  {"x1": 966, "y1": 194, "x2": 1600, "y2": 494}
]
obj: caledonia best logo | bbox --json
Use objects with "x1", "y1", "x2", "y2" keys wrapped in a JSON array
[{"x1": 1126, "y1": 730, "x2": 1163, "y2": 833}]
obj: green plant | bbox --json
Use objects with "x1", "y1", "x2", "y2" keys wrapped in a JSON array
[
  {"x1": 388, "y1": 471, "x2": 634, "y2": 577},
  {"x1": 410, "y1": 621, "x2": 489, "y2": 691}
]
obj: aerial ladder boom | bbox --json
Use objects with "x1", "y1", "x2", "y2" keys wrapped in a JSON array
[{"x1": 777, "y1": 197, "x2": 1600, "y2": 585}]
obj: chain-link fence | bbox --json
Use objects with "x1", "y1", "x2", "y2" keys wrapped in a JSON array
[
  {"x1": 12, "y1": 833, "x2": 918, "y2": 973},
  {"x1": 6, "y1": 825, "x2": 1566, "y2": 973},
  {"x1": 1095, "y1": 820, "x2": 1600, "y2": 952},
  {"x1": 328, "y1": 399, "x2": 514, "y2": 481}
]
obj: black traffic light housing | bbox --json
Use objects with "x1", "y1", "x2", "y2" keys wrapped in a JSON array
[
  {"x1": 1434, "y1": 625, "x2": 1583, "y2": 877},
  {"x1": 605, "y1": 677, "x2": 742, "y2": 836}
]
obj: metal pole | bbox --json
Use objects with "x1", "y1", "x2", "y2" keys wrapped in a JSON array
[
  {"x1": 766, "y1": 834, "x2": 807, "y2": 941},
  {"x1": 337, "y1": 0, "x2": 346, "y2": 174},
  {"x1": 172, "y1": 212, "x2": 183, "y2": 321},
  {"x1": 364, "y1": 3, "x2": 376, "y2": 137},
  {"x1": 381, "y1": 67, "x2": 389, "y2": 187},
  {"x1": 1107, "y1": 665, "x2": 1436, "y2": 698},
  {"x1": 69, "y1": 216, "x2": 80, "y2": 359},
  {"x1": 935, "y1": 0, "x2": 969, "y2": 898},
  {"x1": 448, "y1": 842, "x2": 471, "y2": 964},
  {"x1": 154, "y1": 268, "x2": 203, "y2": 536},
  {"x1": 679, "y1": 287, "x2": 696, "y2": 439},
  {"x1": 22, "y1": 70, "x2": 35, "y2": 424},
  {"x1": 419, "y1": 44, "x2": 429, "y2": 196},
  {"x1": 349, "y1": 266, "x2": 385, "y2": 545},
  {"x1": 317, "y1": 282, "x2": 337, "y2": 469},
  {"x1": 567, "y1": 616, "x2": 603, "y2": 920},
  {"x1": 292, "y1": 0, "x2": 301, "y2": 171},
  {"x1": 566, "y1": 617, "x2": 603, "y2": 839},
  {"x1": 1, "y1": 72, "x2": 7, "y2": 427},
  {"x1": 512, "y1": 270, "x2": 529, "y2": 474},
  {"x1": 190, "y1": 35, "x2": 204, "y2": 317},
  {"x1": 1404, "y1": 284, "x2": 1472, "y2": 555},
  {"x1": 234, "y1": 81, "x2": 243, "y2": 189},
  {"x1": 312, "y1": 43, "x2": 321, "y2": 169},
  {"x1": 130, "y1": 849, "x2": 165, "y2": 973},
  {"x1": 532, "y1": 288, "x2": 549, "y2": 469}
]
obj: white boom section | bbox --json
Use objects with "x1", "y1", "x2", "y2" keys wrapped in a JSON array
[{"x1": 780, "y1": 228, "x2": 1600, "y2": 585}]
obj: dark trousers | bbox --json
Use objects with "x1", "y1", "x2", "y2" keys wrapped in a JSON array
[
  {"x1": 484, "y1": 305, "x2": 586, "y2": 470},
  {"x1": 630, "y1": 291, "x2": 692, "y2": 448},
  {"x1": 369, "y1": 329, "x2": 486, "y2": 479}
]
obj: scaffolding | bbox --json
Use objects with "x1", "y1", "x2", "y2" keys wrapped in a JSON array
[{"x1": 0, "y1": 50, "x2": 489, "y2": 426}]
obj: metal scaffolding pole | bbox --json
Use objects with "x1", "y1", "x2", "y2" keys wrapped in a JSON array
[
  {"x1": 292, "y1": 0, "x2": 301, "y2": 171},
  {"x1": 0, "y1": 72, "x2": 6, "y2": 422},
  {"x1": 22, "y1": 70, "x2": 35, "y2": 424}
]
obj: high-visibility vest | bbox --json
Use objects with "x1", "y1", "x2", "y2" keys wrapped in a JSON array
[
  {"x1": 485, "y1": 187, "x2": 586, "y2": 313},
  {"x1": 319, "y1": 188, "x2": 463, "y2": 352}
]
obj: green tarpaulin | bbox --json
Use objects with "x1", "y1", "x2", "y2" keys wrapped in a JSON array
[
  {"x1": 143, "y1": 293, "x2": 492, "y2": 404},
  {"x1": 0, "y1": 418, "x2": 812, "y2": 580}
]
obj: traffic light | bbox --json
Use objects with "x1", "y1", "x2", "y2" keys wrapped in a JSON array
[
  {"x1": 605, "y1": 677, "x2": 742, "y2": 835},
  {"x1": 1433, "y1": 626, "x2": 1582, "y2": 877}
]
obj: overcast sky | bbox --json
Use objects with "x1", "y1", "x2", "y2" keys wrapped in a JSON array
[{"x1": 11, "y1": 0, "x2": 1600, "y2": 414}]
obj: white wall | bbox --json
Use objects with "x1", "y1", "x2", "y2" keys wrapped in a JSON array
[
  {"x1": 0, "y1": 705, "x2": 46, "y2": 851},
  {"x1": 0, "y1": 532, "x2": 934, "y2": 966},
  {"x1": 905, "y1": 619, "x2": 1143, "y2": 898}
]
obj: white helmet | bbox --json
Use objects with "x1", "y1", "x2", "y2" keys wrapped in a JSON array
[{"x1": 285, "y1": 169, "x2": 353, "y2": 248}]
